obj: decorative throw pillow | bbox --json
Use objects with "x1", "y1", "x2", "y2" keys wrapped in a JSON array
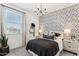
[
  {"x1": 55, "y1": 33, "x2": 61, "y2": 37},
  {"x1": 43, "y1": 34, "x2": 54, "y2": 40}
]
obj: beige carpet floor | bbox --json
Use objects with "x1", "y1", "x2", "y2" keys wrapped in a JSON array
[{"x1": 6, "y1": 46, "x2": 76, "y2": 56}]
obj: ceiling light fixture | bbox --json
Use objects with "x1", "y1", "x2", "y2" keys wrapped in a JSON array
[{"x1": 34, "y1": 3, "x2": 48, "y2": 16}]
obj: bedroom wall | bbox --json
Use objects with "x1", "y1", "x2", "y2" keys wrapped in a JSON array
[
  {"x1": 0, "y1": 4, "x2": 39, "y2": 49},
  {"x1": 39, "y1": 4, "x2": 79, "y2": 41},
  {"x1": 26, "y1": 12, "x2": 39, "y2": 44}
]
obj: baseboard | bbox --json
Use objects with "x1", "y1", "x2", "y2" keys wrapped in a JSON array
[{"x1": 63, "y1": 49, "x2": 77, "y2": 55}]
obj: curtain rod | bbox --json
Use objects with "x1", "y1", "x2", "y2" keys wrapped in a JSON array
[{"x1": 0, "y1": 4, "x2": 26, "y2": 14}]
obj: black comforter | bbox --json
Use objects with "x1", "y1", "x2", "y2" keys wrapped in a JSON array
[{"x1": 26, "y1": 38, "x2": 59, "y2": 56}]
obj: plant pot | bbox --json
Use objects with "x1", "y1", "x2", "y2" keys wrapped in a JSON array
[{"x1": 0, "y1": 45, "x2": 9, "y2": 56}]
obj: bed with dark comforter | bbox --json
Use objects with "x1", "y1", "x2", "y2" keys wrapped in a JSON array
[{"x1": 26, "y1": 38, "x2": 59, "y2": 56}]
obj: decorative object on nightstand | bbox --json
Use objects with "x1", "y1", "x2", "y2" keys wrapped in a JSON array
[
  {"x1": 64, "y1": 29, "x2": 71, "y2": 40},
  {"x1": 71, "y1": 34, "x2": 76, "y2": 41},
  {"x1": 38, "y1": 28, "x2": 43, "y2": 38},
  {"x1": 35, "y1": 28, "x2": 43, "y2": 39}
]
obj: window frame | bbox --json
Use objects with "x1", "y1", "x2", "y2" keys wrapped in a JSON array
[{"x1": 3, "y1": 7, "x2": 23, "y2": 35}]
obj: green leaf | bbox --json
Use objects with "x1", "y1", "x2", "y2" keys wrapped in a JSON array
[{"x1": 0, "y1": 34, "x2": 8, "y2": 47}]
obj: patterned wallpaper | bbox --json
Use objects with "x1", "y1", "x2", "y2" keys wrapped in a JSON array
[{"x1": 39, "y1": 4, "x2": 79, "y2": 41}]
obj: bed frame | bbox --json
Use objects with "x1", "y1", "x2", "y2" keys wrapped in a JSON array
[{"x1": 27, "y1": 31, "x2": 63, "y2": 56}]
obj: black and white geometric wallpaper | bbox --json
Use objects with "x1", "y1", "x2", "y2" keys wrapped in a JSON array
[{"x1": 39, "y1": 4, "x2": 79, "y2": 41}]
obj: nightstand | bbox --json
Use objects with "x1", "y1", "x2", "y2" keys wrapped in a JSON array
[{"x1": 63, "y1": 39, "x2": 78, "y2": 55}]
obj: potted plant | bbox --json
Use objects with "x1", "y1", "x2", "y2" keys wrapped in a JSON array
[
  {"x1": 0, "y1": 34, "x2": 9, "y2": 56},
  {"x1": 0, "y1": 34, "x2": 8, "y2": 47}
]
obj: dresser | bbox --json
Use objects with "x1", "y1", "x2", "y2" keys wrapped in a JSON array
[{"x1": 63, "y1": 39, "x2": 79, "y2": 55}]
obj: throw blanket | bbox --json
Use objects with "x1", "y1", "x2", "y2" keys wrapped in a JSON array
[{"x1": 26, "y1": 38, "x2": 59, "y2": 56}]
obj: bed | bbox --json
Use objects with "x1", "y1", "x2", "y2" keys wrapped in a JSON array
[{"x1": 26, "y1": 31, "x2": 63, "y2": 56}]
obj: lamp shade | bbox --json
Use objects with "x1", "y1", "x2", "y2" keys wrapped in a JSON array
[
  {"x1": 64, "y1": 29, "x2": 71, "y2": 33},
  {"x1": 64, "y1": 29, "x2": 71, "y2": 36},
  {"x1": 39, "y1": 29, "x2": 42, "y2": 34}
]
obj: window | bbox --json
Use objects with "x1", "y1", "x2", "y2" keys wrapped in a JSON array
[{"x1": 5, "y1": 8, "x2": 23, "y2": 34}]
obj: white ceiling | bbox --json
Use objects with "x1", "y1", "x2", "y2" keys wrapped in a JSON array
[{"x1": 13, "y1": 3, "x2": 75, "y2": 14}]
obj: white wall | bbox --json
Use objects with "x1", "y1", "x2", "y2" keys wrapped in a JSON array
[
  {"x1": 7, "y1": 35, "x2": 23, "y2": 49},
  {"x1": 26, "y1": 12, "x2": 39, "y2": 44},
  {"x1": 0, "y1": 4, "x2": 39, "y2": 49}
]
